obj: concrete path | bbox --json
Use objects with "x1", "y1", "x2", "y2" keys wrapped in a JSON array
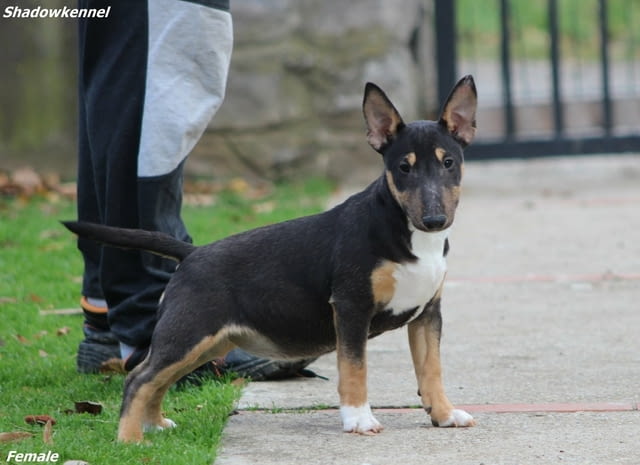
[{"x1": 216, "y1": 154, "x2": 640, "y2": 465}]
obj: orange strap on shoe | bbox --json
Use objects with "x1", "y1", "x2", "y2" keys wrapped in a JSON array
[{"x1": 80, "y1": 296, "x2": 108, "y2": 314}]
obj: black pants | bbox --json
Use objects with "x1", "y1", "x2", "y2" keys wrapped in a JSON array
[{"x1": 76, "y1": 0, "x2": 232, "y2": 348}]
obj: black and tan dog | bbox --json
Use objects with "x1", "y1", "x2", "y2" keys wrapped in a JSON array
[{"x1": 63, "y1": 75, "x2": 478, "y2": 442}]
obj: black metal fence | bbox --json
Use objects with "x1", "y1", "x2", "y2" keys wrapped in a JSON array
[{"x1": 435, "y1": 0, "x2": 640, "y2": 159}]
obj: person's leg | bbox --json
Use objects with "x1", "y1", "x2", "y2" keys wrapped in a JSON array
[
  {"x1": 76, "y1": 0, "x2": 140, "y2": 372},
  {"x1": 76, "y1": 0, "x2": 233, "y2": 371},
  {"x1": 107, "y1": 0, "x2": 233, "y2": 358},
  {"x1": 76, "y1": 0, "x2": 156, "y2": 370}
]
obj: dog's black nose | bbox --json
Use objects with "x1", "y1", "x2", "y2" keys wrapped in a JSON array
[{"x1": 422, "y1": 215, "x2": 447, "y2": 230}]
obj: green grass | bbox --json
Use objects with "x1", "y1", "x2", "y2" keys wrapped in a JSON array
[
  {"x1": 0, "y1": 177, "x2": 333, "y2": 464},
  {"x1": 457, "y1": 0, "x2": 640, "y2": 60}
]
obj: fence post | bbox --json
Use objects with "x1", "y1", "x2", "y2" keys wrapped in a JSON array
[
  {"x1": 548, "y1": 0, "x2": 564, "y2": 138},
  {"x1": 500, "y1": 0, "x2": 515, "y2": 140},
  {"x1": 435, "y1": 0, "x2": 458, "y2": 108},
  {"x1": 598, "y1": 0, "x2": 612, "y2": 136}
]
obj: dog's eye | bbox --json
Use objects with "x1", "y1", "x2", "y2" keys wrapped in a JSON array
[
  {"x1": 399, "y1": 161, "x2": 411, "y2": 174},
  {"x1": 443, "y1": 158, "x2": 454, "y2": 169}
]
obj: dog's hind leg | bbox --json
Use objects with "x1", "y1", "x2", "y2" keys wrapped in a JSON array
[
  {"x1": 407, "y1": 289, "x2": 475, "y2": 428},
  {"x1": 118, "y1": 333, "x2": 235, "y2": 443}
]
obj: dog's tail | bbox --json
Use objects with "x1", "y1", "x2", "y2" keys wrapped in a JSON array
[{"x1": 62, "y1": 221, "x2": 196, "y2": 262}]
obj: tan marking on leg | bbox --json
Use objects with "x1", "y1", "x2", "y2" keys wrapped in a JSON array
[
  {"x1": 332, "y1": 307, "x2": 368, "y2": 408},
  {"x1": 407, "y1": 282, "x2": 456, "y2": 424},
  {"x1": 337, "y1": 355, "x2": 368, "y2": 407},
  {"x1": 332, "y1": 305, "x2": 383, "y2": 433},
  {"x1": 142, "y1": 335, "x2": 236, "y2": 426},
  {"x1": 408, "y1": 320, "x2": 453, "y2": 419},
  {"x1": 435, "y1": 147, "x2": 447, "y2": 163},
  {"x1": 371, "y1": 261, "x2": 396, "y2": 306},
  {"x1": 408, "y1": 320, "x2": 427, "y2": 384},
  {"x1": 118, "y1": 329, "x2": 239, "y2": 442},
  {"x1": 422, "y1": 326, "x2": 454, "y2": 421},
  {"x1": 118, "y1": 383, "x2": 154, "y2": 443}
]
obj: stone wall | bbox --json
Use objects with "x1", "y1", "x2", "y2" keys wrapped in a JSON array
[
  {"x1": 0, "y1": 0, "x2": 77, "y2": 176},
  {"x1": 0, "y1": 0, "x2": 437, "y2": 184},
  {"x1": 186, "y1": 0, "x2": 437, "y2": 184}
]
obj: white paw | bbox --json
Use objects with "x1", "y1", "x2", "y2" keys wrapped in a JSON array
[
  {"x1": 340, "y1": 403, "x2": 383, "y2": 434},
  {"x1": 143, "y1": 418, "x2": 177, "y2": 433},
  {"x1": 436, "y1": 409, "x2": 475, "y2": 427}
]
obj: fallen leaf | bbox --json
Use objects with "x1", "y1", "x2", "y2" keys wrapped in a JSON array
[
  {"x1": 11, "y1": 167, "x2": 43, "y2": 196},
  {"x1": 0, "y1": 297, "x2": 18, "y2": 304},
  {"x1": 38, "y1": 203, "x2": 58, "y2": 216},
  {"x1": 231, "y1": 377, "x2": 248, "y2": 387},
  {"x1": 42, "y1": 420, "x2": 53, "y2": 445},
  {"x1": 183, "y1": 193, "x2": 216, "y2": 207},
  {"x1": 74, "y1": 401, "x2": 103, "y2": 415},
  {"x1": 40, "y1": 242, "x2": 65, "y2": 252},
  {"x1": 0, "y1": 184, "x2": 20, "y2": 196},
  {"x1": 15, "y1": 334, "x2": 29, "y2": 344},
  {"x1": 38, "y1": 350, "x2": 48, "y2": 358},
  {"x1": 24, "y1": 415, "x2": 57, "y2": 426},
  {"x1": 0, "y1": 168, "x2": 74, "y2": 198},
  {"x1": 39, "y1": 229, "x2": 64, "y2": 240},
  {"x1": 46, "y1": 190, "x2": 63, "y2": 203},
  {"x1": 41, "y1": 172, "x2": 60, "y2": 189},
  {"x1": 252, "y1": 201, "x2": 276, "y2": 214},
  {"x1": 0, "y1": 171, "x2": 9, "y2": 189},
  {"x1": 56, "y1": 326, "x2": 71, "y2": 336},
  {"x1": 0, "y1": 432, "x2": 34, "y2": 443},
  {"x1": 34, "y1": 330, "x2": 48, "y2": 339},
  {"x1": 99, "y1": 358, "x2": 126, "y2": 374},
  {"x1": 53, "y1": 182, "x2": 78, "y2": 199},
  {"x1": 29, "y1": 294, "x2": 44, "y2": 303},
  {"x1": 228, "y1": 177, "x2": 249, "y2": 194},
  {"x1": 247, "y1": 182, "x2": 273, "y2": 200}
]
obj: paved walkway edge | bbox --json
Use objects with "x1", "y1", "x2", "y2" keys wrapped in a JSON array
[{"x1": 237, "y1": 402, "x2": 640, "y2": 415}]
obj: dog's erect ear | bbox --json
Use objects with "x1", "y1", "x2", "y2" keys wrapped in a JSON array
[
  {"x1": 439, "y1": 75, "x2": 477, "y2": 146},
  {"x1": 363, "y1": 83, "x2": 405, "y2": 153}
]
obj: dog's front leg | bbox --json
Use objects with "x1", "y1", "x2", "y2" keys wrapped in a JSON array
[
  {"x1": 333, "y1": 305, "x2": 382, "y2": 434},
  {"x1": 408, "y1": 294, "x2": 475, "y2": 428}
]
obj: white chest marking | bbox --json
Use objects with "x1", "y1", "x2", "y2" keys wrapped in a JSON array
[{"x1": 386, "y1": 227, "x2": 448, "y2": 320}]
